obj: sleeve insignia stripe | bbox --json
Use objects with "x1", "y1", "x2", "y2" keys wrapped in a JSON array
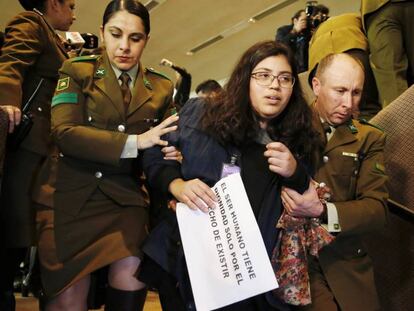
[{"x1": 52, "y1": 93, "x2": 78, "y2": 107}]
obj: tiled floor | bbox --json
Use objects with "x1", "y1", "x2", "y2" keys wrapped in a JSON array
[{"x1": 16, "y1": 291, "x2": 162, "y2": 311}]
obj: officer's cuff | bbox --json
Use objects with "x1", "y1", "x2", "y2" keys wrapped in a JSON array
[
  {"x1": 120, "y1": 135, "x2": 138, "y2": 158},
  {"x1": 322, "y1": 202, "x2": 341, "y2": 232}
]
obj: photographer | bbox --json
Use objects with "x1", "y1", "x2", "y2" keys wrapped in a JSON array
[{"x1": 275, "y1": 3, "x2": 329, "y2": 73}]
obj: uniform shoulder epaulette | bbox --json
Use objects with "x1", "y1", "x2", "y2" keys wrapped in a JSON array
[
  {"x1": 146, "y1": 67, "x2": 171, "y2": 81},
  {"x1": 358, "y1": 118, "x2": 384, "y2": 132},
  {"x1": 70, "y1": 54, "x2": 100, "y2": 63}
]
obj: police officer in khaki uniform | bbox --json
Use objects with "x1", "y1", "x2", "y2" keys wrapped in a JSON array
[
  {"x1": 282, "y1": 54, "x2": 388, "y2": 310},
  {"x1": 33, "y1": 1, "x2": 178, "y2": 310},
  {"x1": 361, "y1": 0, "x2": 414, "y2": 107},
  {"x1": 0, "y1": 0, "x2": 75, "y2": 309}
]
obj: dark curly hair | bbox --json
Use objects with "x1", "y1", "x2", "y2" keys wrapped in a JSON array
[{"x1": 202, "y1": 40, "x2": 322, "y2": 170}]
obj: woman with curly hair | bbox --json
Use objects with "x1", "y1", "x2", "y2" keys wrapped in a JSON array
[{"x1": 142, "y1": 40, "x2": 325, "y2": 310}]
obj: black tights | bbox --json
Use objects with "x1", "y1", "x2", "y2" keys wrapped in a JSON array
[
  {"x1": 105, "y1": 286, "x2": 147, "y2": 311},
  {"x1": 45, "y1": 256, "x2": 146, "y2": 311},
  {"x1": 0, "y1": 247, "x2": 26, "y2": 311}
]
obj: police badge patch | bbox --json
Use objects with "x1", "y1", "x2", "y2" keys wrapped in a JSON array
[
  {"x1": 56, "y1": 77, "x2": 70, "y2": 91},
  {"x1": 95, "y1": 68, "x2": 105, "y2": 77}
]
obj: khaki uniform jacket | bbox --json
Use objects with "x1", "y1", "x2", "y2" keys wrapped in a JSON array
[
  {"x1": 0, "y1": 10, "x2": 68, "y2": 246},
  {"x1": 34, "y1": 52, "x2": 173, "y2": 216},
  {"x1": 0, "y1": 10, "x2": 68, "y2": 155},
  {"x1": 313, "y1": 116, "x2": 388, "y2": 310}
]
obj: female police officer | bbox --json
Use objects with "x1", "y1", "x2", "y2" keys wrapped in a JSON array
[
  {"x1": 0, "y1": 0, "x2": 75, "y2": 309},
  {"x1": 33, "y1": 1, "x2": 178, "y2": 310}
]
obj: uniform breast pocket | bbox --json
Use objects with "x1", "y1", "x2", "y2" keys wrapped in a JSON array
[{"x1": 330, "y1": 154, "x2": 360, "y2": 200}]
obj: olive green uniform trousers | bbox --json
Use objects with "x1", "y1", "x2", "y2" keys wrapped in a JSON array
[{"x1": 365, "y1": 1, "x2": 414, "y2": 106}]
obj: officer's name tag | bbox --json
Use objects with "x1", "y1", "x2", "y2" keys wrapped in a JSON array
[
  {"x1": 221, "y1": 163, "x2": 241, "y2": 179},
  {"x1": 342, "y1": 152, "x2": 358, "y2": 158}
]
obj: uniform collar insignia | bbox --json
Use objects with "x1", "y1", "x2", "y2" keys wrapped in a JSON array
[
  {"x1": 95, "y1": 68, "x2": 106, "y2": 78},
  {"x1": 347, "y1": 119, "x2": 358, "y2": 134},
  {"x1": 143, "y1": 77, "x2": 152, "y2": 90}
]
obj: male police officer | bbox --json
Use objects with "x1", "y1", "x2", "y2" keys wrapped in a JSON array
[{"x1": 283, "y1": 53, "x2": 388, "y2": 311}]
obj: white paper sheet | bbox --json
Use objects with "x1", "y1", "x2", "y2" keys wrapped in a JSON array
[{"x1": 176, "y1": 173, "x2": 278, "y2": 311}]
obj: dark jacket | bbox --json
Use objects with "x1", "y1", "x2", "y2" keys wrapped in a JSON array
[
  {"x1": 142, "y1": 97, "x2": 310, "y2": 310},
  {"x1": 172, "y1": 65, "x2": 191, "y2": 110},
  {"x1": 275, "y1": 24, "x2": 310, "y2": 73}
]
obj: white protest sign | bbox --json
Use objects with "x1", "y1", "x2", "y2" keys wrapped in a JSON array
[{"x1": 176, "y1": 173, "x2": 278, "y2": 311}]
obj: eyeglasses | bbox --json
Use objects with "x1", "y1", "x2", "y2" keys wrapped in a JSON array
[{"x1": 251, "y1": 72, "x2": 295, "y2": 88}]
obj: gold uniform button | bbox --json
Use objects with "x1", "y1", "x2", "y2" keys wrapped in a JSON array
[
  {"x1": 95, "y1": 171, "x2": 103, "y2": 178},
  {"x1": 37, "y1": 107, "x2": 42, "y2": 112},
  {"x1": 117, "y1": 124, "x2": 126, "y2": 132},
  {"x1": 323, "y1": 155, "x2": 329, "y2": 163}
]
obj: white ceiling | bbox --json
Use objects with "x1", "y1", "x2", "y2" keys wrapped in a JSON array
[{"x1": 0, "y1": 0, "x2": 359, "y2": 90}]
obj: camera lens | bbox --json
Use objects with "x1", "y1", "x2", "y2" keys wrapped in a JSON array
[{"x1": 312, "y1": 18, "x2": 321, "y2": 28}]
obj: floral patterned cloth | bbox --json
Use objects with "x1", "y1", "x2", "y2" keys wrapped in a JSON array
[{"x1": 271, "y1": 183, "x2": 335, "y2": 306}]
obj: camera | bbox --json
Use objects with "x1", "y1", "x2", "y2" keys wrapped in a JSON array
[
  {"x1": 64, "y1": 32, "x2": 99, "y2": 56},
  {"x1": 305, "y1": 1, "x2": 329, "y2": 31},
  {"x1": 81, "y1": 33, "x2": 99, "y2": 50}
]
